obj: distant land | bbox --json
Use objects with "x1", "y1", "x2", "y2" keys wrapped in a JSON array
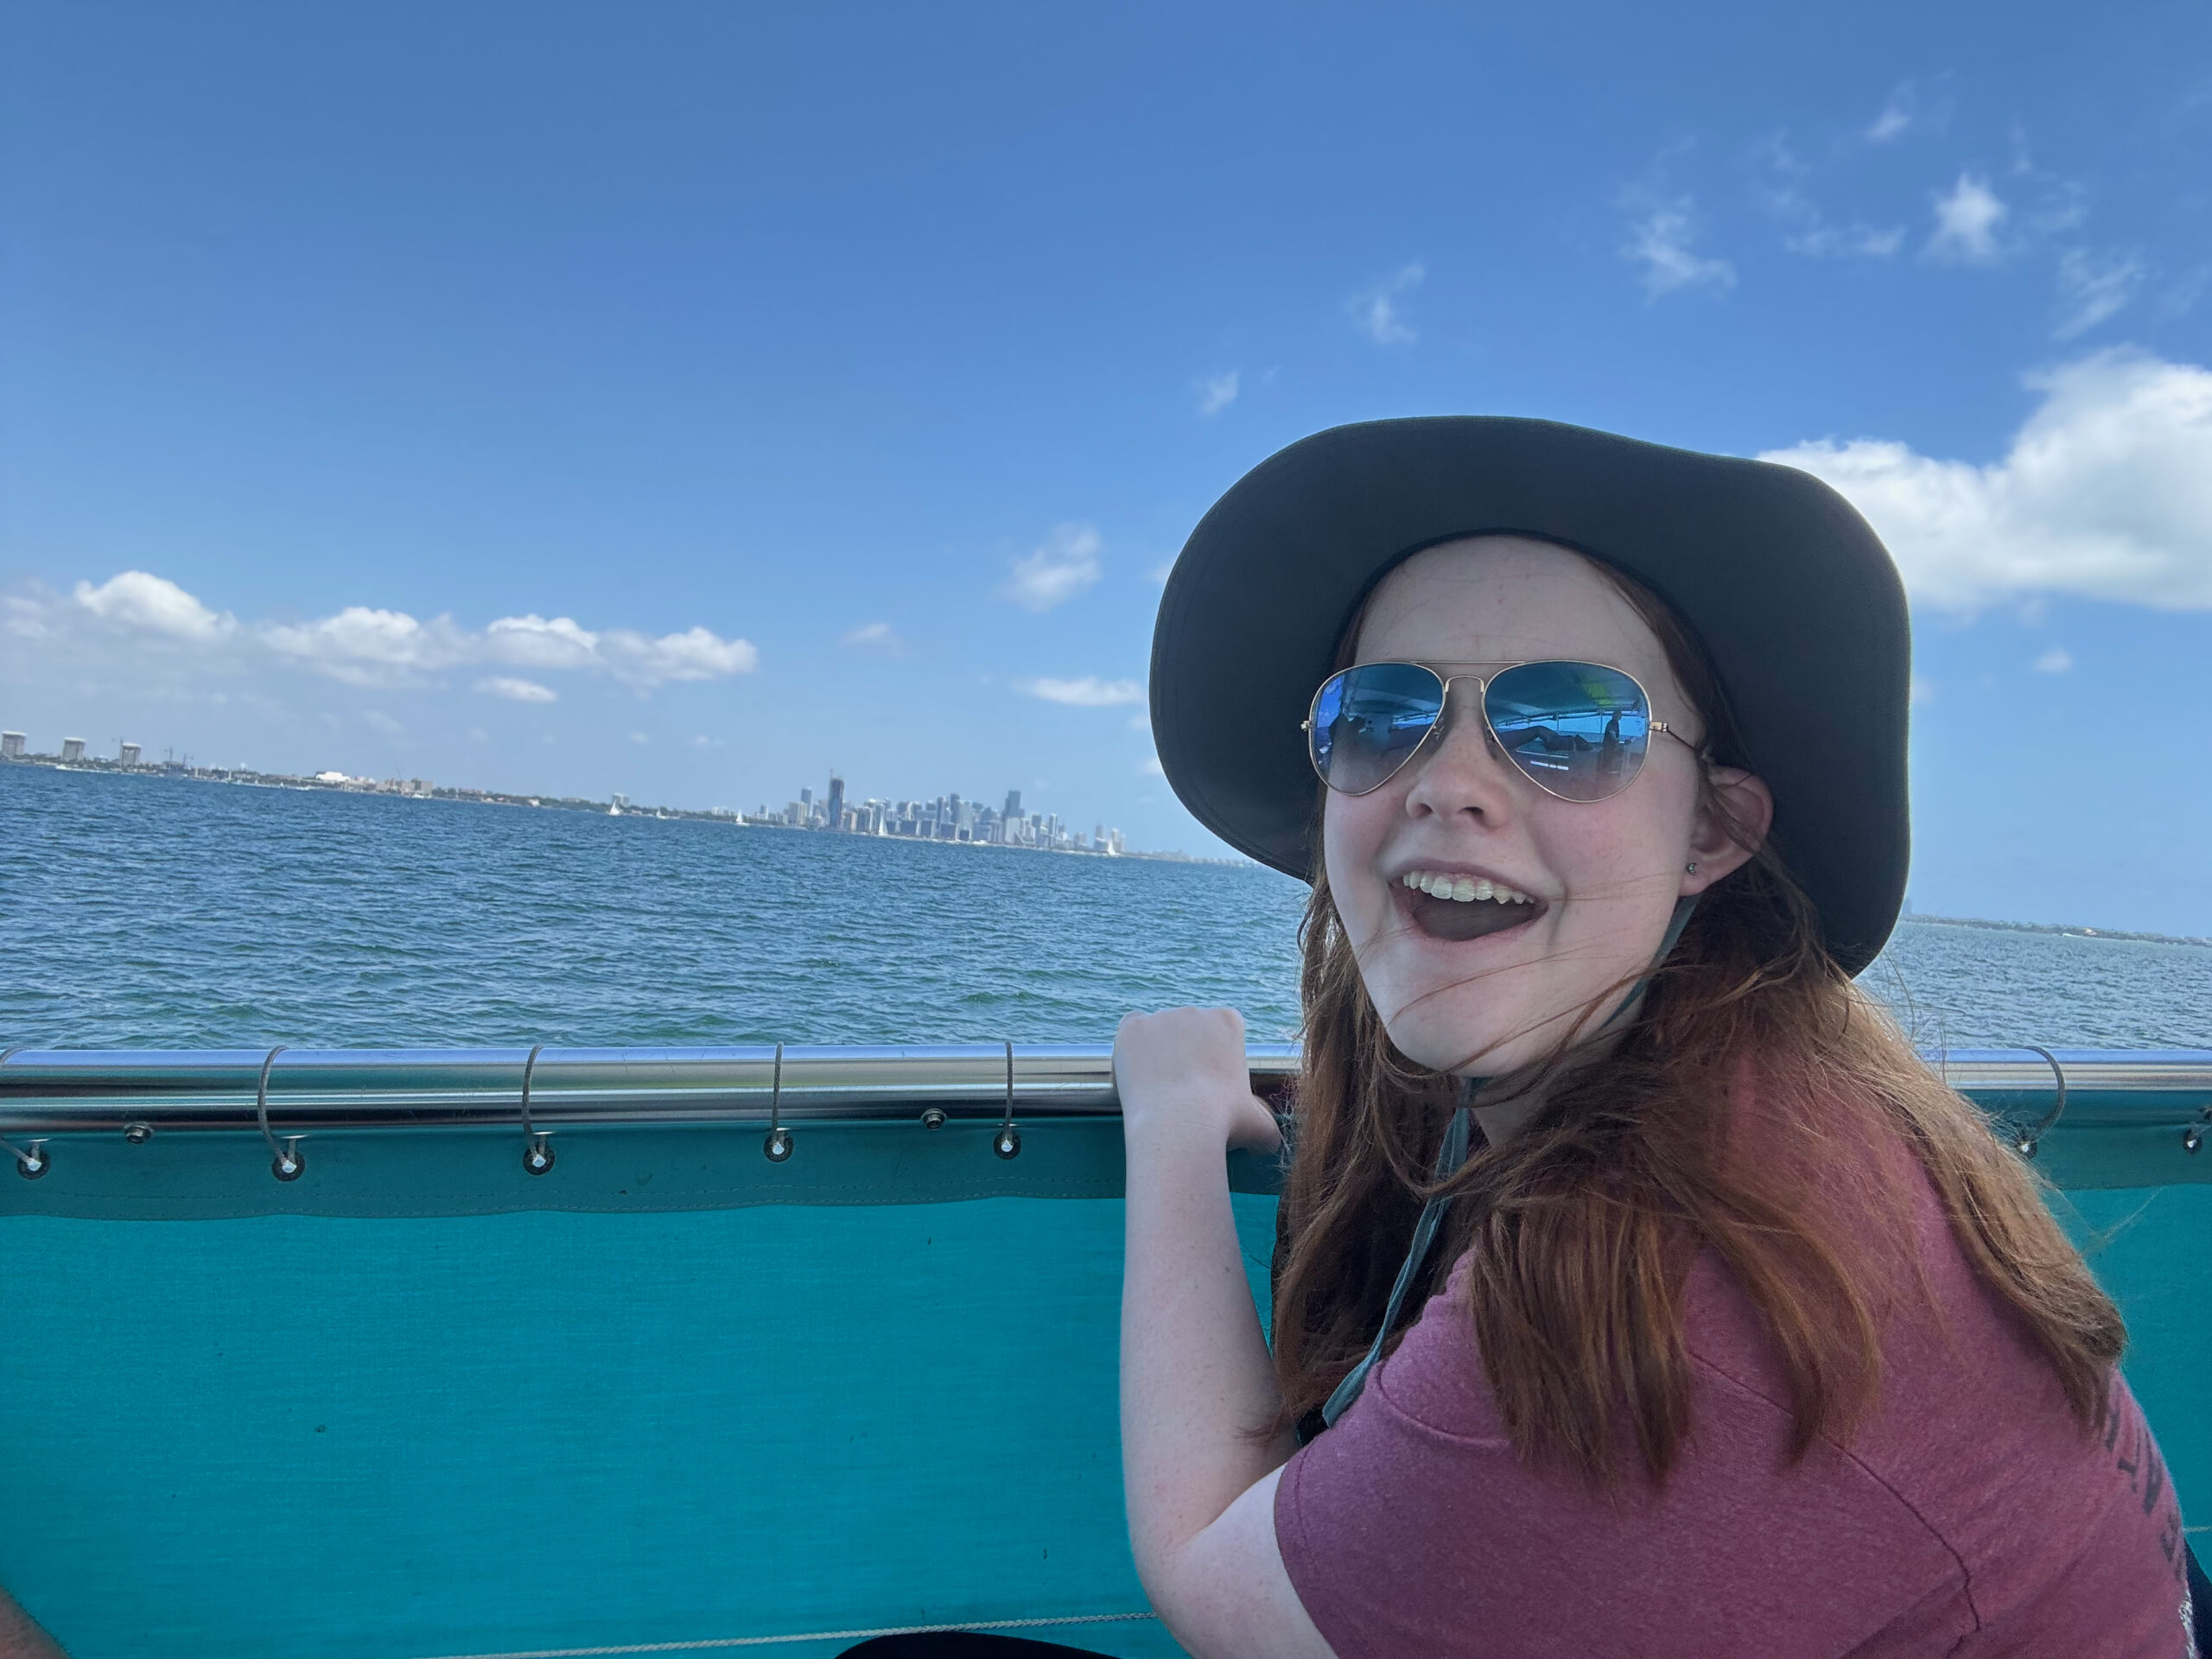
[
  {"x1": 0, "y1": 746, "x2": 1239, "y2": 866},
  {"x1": 1902, "y1": 913, "x2": 2212, "y2": 950}
]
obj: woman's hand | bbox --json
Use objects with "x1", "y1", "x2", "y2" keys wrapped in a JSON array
[{"x1": 1113, "y1": 1007, "x2": 1281, "y2": 1155}]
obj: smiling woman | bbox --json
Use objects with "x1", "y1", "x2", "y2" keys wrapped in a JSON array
[{"x1": 844, "y1": 417, "x2": 2203, "y2": 1659}]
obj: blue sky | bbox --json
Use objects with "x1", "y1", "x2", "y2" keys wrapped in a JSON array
[{"x1": 3, "y1": 2, "x2": 2210, "y2": 931}]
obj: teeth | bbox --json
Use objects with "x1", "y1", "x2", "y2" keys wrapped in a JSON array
[{"x1": 1402, "y1": 870, "x2": 1535, "y2": 905}]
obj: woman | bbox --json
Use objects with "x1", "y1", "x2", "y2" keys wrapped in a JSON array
[{"x1": 852, "y1": 417, "x2": 2199, "y2": 1658}]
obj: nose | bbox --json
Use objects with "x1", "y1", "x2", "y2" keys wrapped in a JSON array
[{"x1": 1400, "y1": 679, "x2": 1521, "y2": 825}]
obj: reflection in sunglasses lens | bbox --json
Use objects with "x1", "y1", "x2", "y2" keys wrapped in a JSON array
[
  {"x1": 1484, "y1": 662, "x2": 1649, "y2": 802},
  {"x1": 1311, "y1": 664, "x2": 1446, "y2": 793}
]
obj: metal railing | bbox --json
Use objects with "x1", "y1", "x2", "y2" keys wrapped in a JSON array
[{"x1": 2, "y1": 1044, "x2": 2208, "y2": 1136}]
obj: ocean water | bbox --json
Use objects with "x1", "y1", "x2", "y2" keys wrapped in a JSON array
[{"x1": 3, "y1": 761, "x2": 2209, "y2": 1052}]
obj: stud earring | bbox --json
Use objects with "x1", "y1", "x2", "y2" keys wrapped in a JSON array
[{"x1": 1685, "y1": 861, "x2": 1698, "y2": 874}]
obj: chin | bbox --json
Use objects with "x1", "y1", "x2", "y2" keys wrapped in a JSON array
[{"x1": 1379, "y1": 1002, "x2": 1546, "y2": 1078}]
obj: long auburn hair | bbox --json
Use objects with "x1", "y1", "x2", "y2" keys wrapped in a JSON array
[{"x1": 1268, "y1": 549, "x2": 2125, "y2": 1486}]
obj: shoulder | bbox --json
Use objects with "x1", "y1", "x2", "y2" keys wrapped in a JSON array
[{"x1": 1273, "y1": 1253, "x2": 1973, "y2": 1658}]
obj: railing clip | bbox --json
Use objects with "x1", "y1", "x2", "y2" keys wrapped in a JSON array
[
  {"x1": 520, "y1": 1044, "x2": 555, "y2": 1175},
  {"x1": 2013, "y1": 1046, "x2": 2067, "y2": 1160},
  {"x1": 255, "y1": 1046, "x2": 304, "y2": 1180},
  {"x1": 763, "y1": 1043, "x2": 793, "y2": 1162},
  {"x1": 0, "y1": 1047, "x2": 47, "y2": 1179},
  {"x1": 994, "y1": 1039, "x2": 1020, "y2": 1160}
]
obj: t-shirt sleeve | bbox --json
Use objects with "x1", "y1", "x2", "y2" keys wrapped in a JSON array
[{"x1": 1272, "y1": 1261, "x2": 1967, "y2": 1659}]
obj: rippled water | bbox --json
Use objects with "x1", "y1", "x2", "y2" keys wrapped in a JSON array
[{"x1": 3, "y1": 763, "x2": 2207, "y2": 1051}]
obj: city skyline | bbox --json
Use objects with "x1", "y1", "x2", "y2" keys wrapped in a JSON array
[
  {"x1": 760, "y1": 773, "x2": 1125, "y2": 856},
  {"x1": 0, "y1": 734, "x2": 1183, "y2": 859}
]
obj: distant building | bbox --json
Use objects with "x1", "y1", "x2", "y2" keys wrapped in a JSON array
[
  {"x1": 119, "y1": 742, "x2": 141, "y2": 766},
  {"x1": 0, "y1": 732, "x2": 23, "y2": 760},
  {"x1": 826, "y1": 773, "x2": 846, "y2": 830},
  {"x1": 612, "y1": 793, "x2": 632, "y2": 810},
  {"x1": 1004, "y1": 789, "x2": 1022, "y2": 819},
  {"x1": 60, "y1": 737, "x2": 86, "y2": 763}
]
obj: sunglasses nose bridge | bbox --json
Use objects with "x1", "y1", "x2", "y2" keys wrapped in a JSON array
[
  {"x1": 1409, "y1": 673, "x2": 1516, "y2": 788},
  {"x1": 1433, "y1": 672, "x2": 1492, "y2": 751}
]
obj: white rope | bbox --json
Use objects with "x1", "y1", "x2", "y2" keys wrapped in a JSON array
[{"x1": 411, "y1": 1609, "x2": 1156, "y2": 1658}]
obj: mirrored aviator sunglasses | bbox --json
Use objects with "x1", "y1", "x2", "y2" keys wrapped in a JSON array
[{"x1": 1305, "y1": 659, "x2": 1672, "y2": 802}]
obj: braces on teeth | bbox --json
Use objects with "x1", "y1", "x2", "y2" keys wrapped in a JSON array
[{"x1": 1401, "y1": 871, "x2": 1536, "y2": 905}]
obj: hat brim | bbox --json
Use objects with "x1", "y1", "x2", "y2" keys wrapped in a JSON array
[{"x1": 1148, "y1": 416, "x2": 1910, "y2": 976}]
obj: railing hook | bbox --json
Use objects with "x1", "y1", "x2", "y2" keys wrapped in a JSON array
[
  {"x1": 520, "y1": 1044, "x2": 554, "y2": 1175},
  {"x1": 0, "y1": 1047, "x2": 48, "y2": 1180},
  {"x1": 255, "y1": 1046, "x2": 304, "y2": 1180},
  {"x1": 994, "y1": 1039, "x2": 1020, "y2": 1160},
  {"x1": 763, "y1": 1043, "x2": 792, "y2": 1162},
  {"x1": 2014, "y1": 1046, "x2": 2067, "y2": 1160}
]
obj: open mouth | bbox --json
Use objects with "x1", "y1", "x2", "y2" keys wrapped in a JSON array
[{"x1": 1395, "y1": 869, "x2": 1549, "y2": 944}]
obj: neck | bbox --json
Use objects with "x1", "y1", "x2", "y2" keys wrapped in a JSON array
[{"x1": 1457, "y1": 982, "x2": 1650, "y2": 1145}]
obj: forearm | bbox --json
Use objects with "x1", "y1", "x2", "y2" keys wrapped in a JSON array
[
  {"x1": 0, "y1": 1589, "x2": 67, "y2": 1659},
  {"x1": 1120, "y1": 1127, "x2": 1297, "y2": 1592}
]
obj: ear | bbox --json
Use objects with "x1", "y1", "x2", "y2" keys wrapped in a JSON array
[{"x1": 1681, "y1": 766, "x2": 1772, "y2": 897}]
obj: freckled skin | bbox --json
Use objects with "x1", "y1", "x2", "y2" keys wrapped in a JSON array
[{"x1": 1321, "y1": 537, "x2": 1770, "y2": 1077}]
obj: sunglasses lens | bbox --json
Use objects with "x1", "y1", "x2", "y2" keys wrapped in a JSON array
[
  {"x1": 1310, "y1": 663, "x2": 1446, "y2": 793},
  {"x1": 1484, "y1": 662, "x2": 1651, "y2": 801}
]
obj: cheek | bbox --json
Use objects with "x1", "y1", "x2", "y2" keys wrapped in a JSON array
[
  {"x1": 1549, "y1": 785, "x2": 1699, "y2": 902},
  {"x1": 1321, "y1": 791, "x2": 1394, "y2": 920}
]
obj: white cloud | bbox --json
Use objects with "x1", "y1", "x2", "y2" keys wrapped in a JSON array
[
  {"x1": 37, "y1": 576, "x2": 757, "y2": 691},
  {"x1": 1020, "y1": 676, "x2": 1145, "y2": 707},
  {"x1": 1001, "y1": 524, "x2": 1103, "y2": 612},
  {"x1": 1758, "y1": 139, "x2": 1904, "y2": 261},
  {"x1": 2054, "y1": 250, "x2": 2145, "y2": 339},
  {"x1": 2033, "y1": 646, "x2": 2075, "y2": 673},
  {"x1": 1761, "y1": 350, "x2": 2212, "y2": 611},
  {"x1": 474, "y1": 676, "x2": 558, "y2": 703},
  {"x1": 483, "y1": 613, "x2": 601, "y2": 671},
  {"x1": 73, "y1": 571, "x2": 234, "y2": 642},
  {"x1": 1866, "y1": 91, "x2": 1914, "y2": 143},
  {"x1": 1139, "y1": 754, "x2": 1166, "y2": 777},
  {"x1": 841, "y1": 620, "x2": 899, "y2": 650},
  {"x1": 1910, "y1": 674, "x2": 1936, "y2": 706},
  {"x1": 1789, "y1": 222, "x2": 1906, "y2": 259},
  {"x1": 1196, "y1": 370, "x2": 1240, "y2": 416},
  {"x1": 363, "y1": 709, "x2": 405, "y2": 737},
  {"x1": 1127, "y1": 710, "x2": 1151, "y2": 732},
  {"x1": 1928, "y1": 173, "x2": 2008, "y2": 264},
  {"x1": 263, "y1": 607, "x2": 462, "y2": 686},
  {"x1": 1146, "y1": 560, "x2": 1176, "y2": 585},
  {"x1": 1350, "y1": 264, "x2": 1423, "y2": 345},
  {"x1": 600, "y1": 626, "x2": 757, "y2": 684},
  {"x1": 627, "y1": 731, "x2": 650, "y2": 745},
  {"x1": 1624, "y1": 201, "x2": 1735, "y2": 296}
]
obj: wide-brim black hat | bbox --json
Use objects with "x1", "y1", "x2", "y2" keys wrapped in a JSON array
[{"x1": 1149, "y1": 416, "x2": 1911, "y2": 976}]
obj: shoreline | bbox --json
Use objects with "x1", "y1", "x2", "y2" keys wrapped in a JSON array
[
  {"x1": 1900, "y1": 913, "x2": 2212, "y2": 951},
  {"x1": 0, "y1": 751, "x2": 1247, "y2": 868}
]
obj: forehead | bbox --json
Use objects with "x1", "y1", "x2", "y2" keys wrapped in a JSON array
[{"x1": 1355, "y1": 536, "x2": 1669, "y2": 684}]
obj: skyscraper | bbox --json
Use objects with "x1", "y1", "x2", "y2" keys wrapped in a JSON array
[
  {"x1": 60, "y1": 737, "x2": 85, "y2": 763},
  {"x1": 826, "y1": 773, "x2": 846, "y2": 831},
  {"x1": 1003, "y1": 789, "x2": 1021, "y2": 819}
]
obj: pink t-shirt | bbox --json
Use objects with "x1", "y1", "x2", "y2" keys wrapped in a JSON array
[{"x1": 1276, "y1": 1163, "x2": 2193, "y2": 1656}]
